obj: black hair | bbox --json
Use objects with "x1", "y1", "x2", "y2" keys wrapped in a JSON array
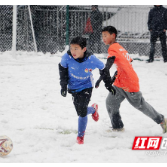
[
  {"x1": 102, "y1": 26, "x2": 117, "y2": 38},
  {"x1": 70, "y1": 36, "x2": 86, "y2": 49}
]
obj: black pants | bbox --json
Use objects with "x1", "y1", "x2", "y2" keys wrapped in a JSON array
[
  {"x1": 71, "y1": 88, "x2": 93, "y2": 117},
  {"x1": 149, "y1": 31, "x2": 167, "y2": 61}
]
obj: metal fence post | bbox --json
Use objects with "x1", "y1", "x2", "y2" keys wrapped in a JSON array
[
  {"x1": 12, "y1": 5, "x2": 17, "y2": 55},
  {"x1": 66, "y1": 5, "x2": 69, "y2": 46}
]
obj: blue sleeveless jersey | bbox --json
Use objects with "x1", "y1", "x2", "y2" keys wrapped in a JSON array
[{"x1": 60, "y1": 53, "x2": 104, "y2": 92}]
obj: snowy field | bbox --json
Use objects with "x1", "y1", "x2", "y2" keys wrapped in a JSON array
[{"x1": 0, "y1": 50, "x2": 167, "y2": 163}]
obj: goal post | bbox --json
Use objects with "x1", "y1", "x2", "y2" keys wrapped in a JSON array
[
  {"x1": 12, "y1": 5, "x2": 37, "y2": 54},
  {"x1": 28, "y1": 5, "x2": 37, "y2": 53}
]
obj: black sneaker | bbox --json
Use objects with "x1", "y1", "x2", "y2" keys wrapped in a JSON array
[
  {"x1": 164, "y1": 59, "x2": 167, "y2": 63},
  {"x1": 146, "y1": 59, "x2": 154, "y2": 63}
]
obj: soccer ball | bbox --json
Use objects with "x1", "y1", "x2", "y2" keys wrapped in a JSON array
[{"x1": 0, "y1": 136, "x2": 13, "y2": 156}]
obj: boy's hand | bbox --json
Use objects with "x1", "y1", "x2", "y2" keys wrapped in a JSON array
[
  {"x1": 105, "y1": 83, "x2": 116, "y2": 95},
  {"x1": 61, "y1": 86, "x2": 67, "y2": 97}
]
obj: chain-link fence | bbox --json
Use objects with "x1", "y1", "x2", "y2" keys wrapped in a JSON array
[
  {"x1": 0, "y1": 6, "x2": 13, "y2": 52},
  {"x1": 0, "y1": 5, "x2": 166, "y2": 57}
]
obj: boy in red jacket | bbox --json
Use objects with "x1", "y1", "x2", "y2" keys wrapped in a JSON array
[{"x1": 98, "y1": 26, "x2": 167, "y2": 133}]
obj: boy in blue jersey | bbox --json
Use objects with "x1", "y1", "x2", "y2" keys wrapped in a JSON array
[{"x1": 59, "y1": 37, "x2": 109, "y2": 144}]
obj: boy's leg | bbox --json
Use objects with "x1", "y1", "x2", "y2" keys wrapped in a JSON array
[
  {"x1": 72, "y1": 88, "x2": 93, "y2": 116},
  {"x1": 123, "y1": 90, "x2": 164, "y2": 124},
  {"x1": 78, "y1": 101, "x2": 100, "y2": 134},
  {"x1": 106, "y1": 87, "x2": 125, "y2": 129},
  {"x1": 77, "y1": 92, "x2": 96, "y2": 137},
  {"x1": 72, "y1": 88, "x2": 93, "y2": 137},
  {"x1": 78, "y1": 116, "x2": 87, "y2": 137},
  {"x1": 87, "y1": 106, "x2": 95, "y2": 115}
]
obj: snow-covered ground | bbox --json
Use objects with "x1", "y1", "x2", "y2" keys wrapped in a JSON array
[{"x1": 0, "y1": 51, "x2": 167, "y2": 163}]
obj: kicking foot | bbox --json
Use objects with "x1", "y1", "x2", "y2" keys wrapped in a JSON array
[
  {"x1": 91, "y1": 103, "x2": 99, "y2": 122},
  {"x1": 112, "y1": 128, "x2": 125, "y2": 132},
  {"x1": 160, "y1": 118, "x2": 167, "y2": 133},
  {"x1": 106, "y1": 127, "x2": 125, "y2": 132}
]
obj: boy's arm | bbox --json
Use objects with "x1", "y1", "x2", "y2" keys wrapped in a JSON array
[
  {"x1": 95, "y1": 56, "x2": 115, "y2": 87},
  {"x1": 58, "y1": 63, "x2": 68, "y2": 97},
  {"x1": 95, "y1": 56, "x2": 116, "y2": 95}
]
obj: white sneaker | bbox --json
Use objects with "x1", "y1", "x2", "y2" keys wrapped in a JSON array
[
  {"x1": 112, "y1": 128, "x2": 125, "y2": 132},
  {"x1": 160, "y1": 118, "x2": 167, "y2": 133}
]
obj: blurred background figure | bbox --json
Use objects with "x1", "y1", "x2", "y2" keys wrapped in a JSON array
[
  {"x1": 147, "y1": 5, "x2": 167, "y2": 63},
  {"x1": 89, "y1": 5, "x2": 103, "y2": 54}
]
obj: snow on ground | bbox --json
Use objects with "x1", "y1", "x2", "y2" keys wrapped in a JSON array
[{"x1": 0, "y1": 51, "x2": 167, "y2": 163}]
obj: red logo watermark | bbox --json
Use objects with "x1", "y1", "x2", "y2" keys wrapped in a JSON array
[{"x1": 132, "y1": 136, "x2": 162, "y2": 150}]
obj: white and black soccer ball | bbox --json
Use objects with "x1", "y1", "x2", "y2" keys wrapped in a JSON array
[{"x1": 0, "y1": 135, "x2": 13, "y2": 156}]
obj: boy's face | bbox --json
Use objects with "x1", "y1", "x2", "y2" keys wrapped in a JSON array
[
  {"x1": 70, "y1": 44, "x2": 86, "y2": 59},
  {"x1": 102, "y1": 31, "x2": 116, "y2": 45}
]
